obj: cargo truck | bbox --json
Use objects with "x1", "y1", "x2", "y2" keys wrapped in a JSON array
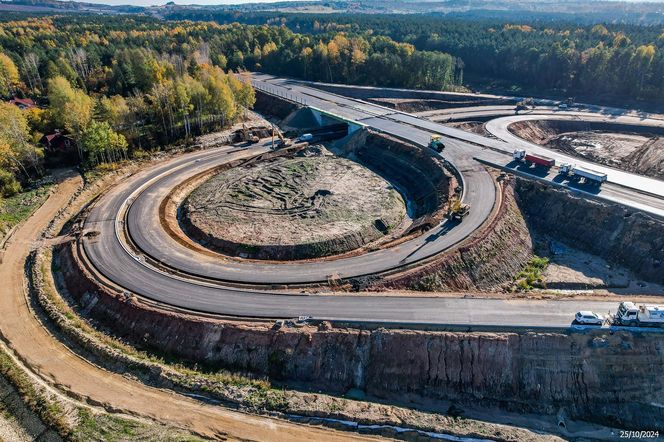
[
  {"x1": 613, "y1": 301, "x2": 664, "y2": 327},
  {"x1": 559, "y1": 163, "x2": 607, "y2": 185},
  {"x1": 513, "y1": 150, "x2": 556, "y2": 168}
]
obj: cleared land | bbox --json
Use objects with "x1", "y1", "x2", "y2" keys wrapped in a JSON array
[
  {"x1": 509, "y1": 120, "x2": 664, "y2": 179},
  {"x1": 183, "y1": 151, "x2": 406, "y2": 260}
]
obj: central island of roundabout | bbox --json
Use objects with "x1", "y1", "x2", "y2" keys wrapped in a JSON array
[{"x1": 181, "y1": 149, "x2": 407, "y2": 261}]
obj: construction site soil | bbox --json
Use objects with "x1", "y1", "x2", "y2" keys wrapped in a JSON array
[
  {"x1": 509, "y1": 120, "x2": 664, "y2": 179},
  {"x1": 371, "y1": 176, "x2": 532, "y2": 292},
  {"x1": 55, "y1": 239, "x2": 664, "y2": 432},
  {"x1": 182, "y1": 151, "x2": 407, "y2": 260},
  {"x1": 446, "y1": 121, "x2": 493, "y2": 137},
  {"x1": 516, "y1": 179, "x2": 664, "y2": 285},
  {"x1": 49, "y1": 128, "x2": 664, "y2": 434}
]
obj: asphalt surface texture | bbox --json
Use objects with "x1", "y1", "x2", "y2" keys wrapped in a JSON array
[{"x1": 79, "y1": 74, "x2": 664, "y2": 327}]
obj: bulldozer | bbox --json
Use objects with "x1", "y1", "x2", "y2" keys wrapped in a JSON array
[
  {"x1": 447, "y1": 197, "x2": 470, "y2": 221},
  {"x1": 428, "y1": 134, "x2": 445, "y2": 153},
  {"x1": 241, "y1": 124, "x2": 260, "y2": 144}
]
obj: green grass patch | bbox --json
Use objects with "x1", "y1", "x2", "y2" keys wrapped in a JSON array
[
  {"x1": 514, "y1": 256, "x2": 549, "y2": 291},
  {"x1": 0, "y1": 185, "x2": 52, "y2": 239},
  {"x1": 74, "y1": 408, "x2": 204, "y2": 442},
  {"x1": 82, "y1": 161, "x2": 130, "y2": 183},
  {"x1": 0, "y1": 349, "x2": 71, "y2": 438}
]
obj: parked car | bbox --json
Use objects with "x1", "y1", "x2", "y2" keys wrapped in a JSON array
[{"x1": 574, "y1": 311, "x2": 604, "y2": 325}]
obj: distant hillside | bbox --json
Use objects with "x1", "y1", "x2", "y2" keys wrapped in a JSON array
[{"x1": 0, "y1": 0, "x2": 144, "y2": 14}]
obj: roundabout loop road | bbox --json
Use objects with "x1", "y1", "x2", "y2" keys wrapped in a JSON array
[
  {"x1": 118, "y1": 145, "x2": 494, "y2": 285},
  {"x1": 77, "y1": 75, "x2": 664, "y2": 325}
]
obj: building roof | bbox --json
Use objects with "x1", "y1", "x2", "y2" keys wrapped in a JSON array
[{"x1": 9, "y1": 97, "x2": 36, "y2": 109}]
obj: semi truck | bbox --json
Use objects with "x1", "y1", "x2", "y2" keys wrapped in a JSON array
[
  {"x1": 513, "y1": 150, "x2": 556, "y2": 168},
  {"x1": 613, "y1": 301, "x2": 664, "y2": 327},
  {"x1": 559, "y1": 163, "x2": 607, "y2": 185}
]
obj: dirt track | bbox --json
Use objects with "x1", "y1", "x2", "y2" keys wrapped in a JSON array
[{"x1": 0, "y1": 171, "x2": 381, "y2": 441}]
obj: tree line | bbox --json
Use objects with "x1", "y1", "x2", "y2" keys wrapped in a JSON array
[
  {"x1": 166, "y1": 10, "x2": 664, "y2": 103},
  {"x1": 0, "y1": 14, "x2": 463, "y2": 197},
  {"x1": 0, "y1": 15, "x2": 259, "y2": 198}
]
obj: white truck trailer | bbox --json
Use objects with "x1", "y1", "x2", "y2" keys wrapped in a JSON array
[
  {"x1": 559, "y1": 163, "x2": 608, "y2": 185},
  {"x1": 614, "y1": 301, "x2": 664, "y2": 327}
]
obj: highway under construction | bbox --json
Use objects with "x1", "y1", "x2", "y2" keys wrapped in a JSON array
[{"x1": 67, "y1": 73, "x2": 664, "y2": 328}]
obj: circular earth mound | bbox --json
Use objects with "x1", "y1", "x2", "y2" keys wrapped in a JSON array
[{"x1": 181, "y1": 155, "x2": 406, "y2": 260}]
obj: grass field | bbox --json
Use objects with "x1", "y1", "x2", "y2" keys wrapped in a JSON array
[{"x1": 0, "y1": 185, "x2": 53, "y2": 242}]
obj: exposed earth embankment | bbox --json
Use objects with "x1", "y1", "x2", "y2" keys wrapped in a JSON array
[
  {"x1": 340, "y1": 130, "x2": 452, "y2": 229},
  {"x1": 52, "y1": 241, "x2": 664, "y2": 431},
  {"x1": 373, "y1": 177, "x2": 532, "y2": 291},
  {"x1": 180, "y1": 152, "x2": 407, "y2": 260},
  {"x1": 515, "y1": 179, "x2": 664, "y2": 285}
]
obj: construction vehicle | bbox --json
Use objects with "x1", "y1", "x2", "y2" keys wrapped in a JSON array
[
  {"x1": 559, "y1": 163, "x2": 607, "y2": 185},
  {"x1": 447, "y1": 197, "x2": 470, "y2": 221},
  {"x1": 613, "y1": 302, "x2": 664, "y2": 327},
  {"x1": 428, "y1": 134, "x2": 445, "y2": 153},
  {"x1": 513, "y1": 150, "x2": 555, "y2": 168},
  {"x1": 241, "y1": 124, "x2": 259, "y2": 144},
  {"x1": 271, "y1": 125, "x2": 292, "y2": 149},
  {"x1": 515, "y1": 97, "x2": 535, "y2": 112}
]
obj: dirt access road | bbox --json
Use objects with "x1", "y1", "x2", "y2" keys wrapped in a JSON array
[{"x1": 0, "y1": 172, "x2": 380, "y2": 441}]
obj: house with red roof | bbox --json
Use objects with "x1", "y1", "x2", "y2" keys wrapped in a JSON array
[{"x1": 9, "y1": 97, "x2": 36, "y2": 110}]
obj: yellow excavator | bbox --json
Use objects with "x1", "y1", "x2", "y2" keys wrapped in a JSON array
[
  {"x1": 447, "y1": 196, "x2": 470, "y2": 221},
  {"x1": 272, "y1": 125, "x2": 292, "y2": 149}
]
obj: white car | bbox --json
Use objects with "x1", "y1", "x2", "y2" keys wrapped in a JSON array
[
  {"x1": 558, "y1": 103, "x2": 569, "y2": 110},
  {"x1": 574, "y1": 311, "x2": 604, "y2": 325}
]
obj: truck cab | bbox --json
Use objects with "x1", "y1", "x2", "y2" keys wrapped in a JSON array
[
  {"x1": 616, "y1": 301, "x2": 642, "y2": 326},
  {"x1": 559, "y1": 163, "x2": 573, "y2": 175},
  {"x1": 513, "y1": 149, "x2": 526, "y2": 161}
]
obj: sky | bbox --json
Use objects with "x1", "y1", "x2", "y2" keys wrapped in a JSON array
[
  {"x1": 73, "y1": 0, "x2": 306, "y2": 5},
  {"x1": 41, "y1": 0, "x2": 664, "y2": 6}
]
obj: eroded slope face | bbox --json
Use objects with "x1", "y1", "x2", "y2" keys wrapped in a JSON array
[{"x1": 182, "y1": 154, "x2": 406, "y2": 260}]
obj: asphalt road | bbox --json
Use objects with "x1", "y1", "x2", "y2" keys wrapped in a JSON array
[
  {"x1": 78, "y1": 74, "x2": 664, "y2": 327},
  {"x1": 484, "y1": 113, "x2": 664, "y2": 196},
  {"x1": 254, "y1": 74, "x2": 664, "y2": 216},
  {"x1": 123, "y1": 143, "x2": 494, "y2": 284}
]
